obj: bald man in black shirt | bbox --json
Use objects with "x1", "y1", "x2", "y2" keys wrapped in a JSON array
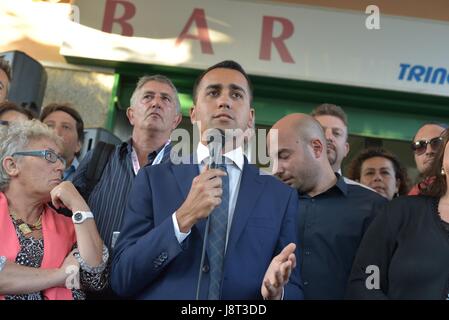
[{"x1": 268, "y1": 113, "x2": 387, "y2": 299}]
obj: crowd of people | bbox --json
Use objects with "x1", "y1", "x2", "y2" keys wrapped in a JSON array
[{"x1": 0, "y1": 57, "x2": 448, "y2": 300}]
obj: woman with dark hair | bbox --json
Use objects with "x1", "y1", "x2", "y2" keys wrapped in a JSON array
[
  {"x1": 346, "y1": 131, "x2": 449, "y2": 299},
  {"x1": 347, "y1": 148, "x2": 410, "y2": 200}
]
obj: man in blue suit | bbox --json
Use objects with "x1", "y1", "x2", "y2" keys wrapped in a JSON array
[{"x1": 111, "y1": 60, "x2": 303, "y2": 300}]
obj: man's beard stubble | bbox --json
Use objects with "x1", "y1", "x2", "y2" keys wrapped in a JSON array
[{"x1": 327, "y1": 148, "x2": 337, "y2": 166}]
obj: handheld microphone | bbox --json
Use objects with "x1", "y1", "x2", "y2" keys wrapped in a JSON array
[
  {"x1": 206, "y1": 128, "x2": 226, "y2": 169},
  {"x1": 196, "y1": 128, "x2": 226, "y2": 300}
]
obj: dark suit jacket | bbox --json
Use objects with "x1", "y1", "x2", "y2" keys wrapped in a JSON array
[{"x1": 110, "y1": 157, "x2": 303, "y2": 300}]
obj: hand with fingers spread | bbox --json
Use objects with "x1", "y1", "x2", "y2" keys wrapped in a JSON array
[
  {"x1": 175, "y1": 167, "x2": 227, "y2": 233},
  {"x1": 261, "y1": 243, "x2": 297, "y2": 300}
]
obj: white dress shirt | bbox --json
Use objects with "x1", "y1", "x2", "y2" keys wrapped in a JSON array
[{"x1": 172, "y1": 143, "x2": 244, "y2": 246}]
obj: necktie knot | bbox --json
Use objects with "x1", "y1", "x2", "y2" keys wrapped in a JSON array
[{"x1": 210, "y1": 156, "x2": 228, "y2": 169}]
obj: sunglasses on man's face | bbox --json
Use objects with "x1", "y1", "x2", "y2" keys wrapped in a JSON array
[{"x1": 411, "y1": 136, "x2": 443, "y2": 156}]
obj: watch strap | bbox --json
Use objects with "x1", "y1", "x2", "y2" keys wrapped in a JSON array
[{"x1": 72, "y1": 211, "x2": 94, "y2": 224}]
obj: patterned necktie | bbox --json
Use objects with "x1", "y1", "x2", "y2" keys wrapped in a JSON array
[{"x1": 207, "y1": 157, "x2": 229, "y2": 300}]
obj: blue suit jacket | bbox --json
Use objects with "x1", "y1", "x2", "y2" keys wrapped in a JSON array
[{"x1": 110, "y1": 157, "x2": 303, "y2": 300}]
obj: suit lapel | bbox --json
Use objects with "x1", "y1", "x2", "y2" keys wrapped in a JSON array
[
  {"x1": 160, "y1": 142, "x2": 173, "y2": 164},
  {"x1": 226, "y1": 160, "x2": 265, "y2": 255},
  {"x1": 170, "y1": 156, "x2": 267, "y2": 248}
]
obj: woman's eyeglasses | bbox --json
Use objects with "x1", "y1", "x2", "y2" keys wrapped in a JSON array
[
  {"x1": 11, "y1": 149, "x2": 66, "y2": 167},
  {"x1": 411, "y1": 136, "x2": 443, "y2": 156}
]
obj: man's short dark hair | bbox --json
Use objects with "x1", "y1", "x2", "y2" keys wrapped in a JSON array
[
  {"x1": 192, "y1": 60, "x2": 253, "y2": 105},
  {"x1": 40, "y1": 103, "x2": 85, "y2": 145},
  {"x1": 311, "y1": 103, "x2": 348, "y2": 127},
  {"x1": 0, "y1": 101, "x2": 34, "y2": 120}
]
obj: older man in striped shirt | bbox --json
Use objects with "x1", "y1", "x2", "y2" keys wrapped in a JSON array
[{"x1": 72, "y1": 74, "x2": 182, "y2": 251}]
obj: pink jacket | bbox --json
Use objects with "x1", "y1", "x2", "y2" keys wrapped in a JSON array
[{"x1": 0, "y1": 192, "x2": 76, "y2": 300}]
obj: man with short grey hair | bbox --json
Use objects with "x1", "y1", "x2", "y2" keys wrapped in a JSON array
[
  {"x1": 73, "y1": 74, "x2": 182, "y2": 251},
  {"x1": 72, "y1": 74, "x2": 182, "y2": 299}
]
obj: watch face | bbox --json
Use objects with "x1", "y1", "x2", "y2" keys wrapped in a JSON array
[{"x1": 74, "y1": 212, "x2": 83, "y2": 222}]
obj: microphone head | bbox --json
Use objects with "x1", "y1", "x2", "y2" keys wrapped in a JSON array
[
  {"x1": 205, "y1": 128, "x2": 226, "y2": 148},
  {"x1": 205, "y1": 128, "x2": 226, "y2": 168}
]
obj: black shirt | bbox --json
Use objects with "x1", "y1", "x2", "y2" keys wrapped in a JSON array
[
  {"x1": 346, "y1": 196, "x2": 449, "y2": 300},
  {"x1": 298, "y1": 174, "x2": 387, "y2": 299}
]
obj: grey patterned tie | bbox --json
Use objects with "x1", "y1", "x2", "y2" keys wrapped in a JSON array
[{"x1": 207, "y1": 158, "x2": 229, "y2": 300}]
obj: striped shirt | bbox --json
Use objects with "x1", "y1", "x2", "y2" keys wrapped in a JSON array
[{"x1": 72, "y1": 139, "x2": 172, "y2": 250}]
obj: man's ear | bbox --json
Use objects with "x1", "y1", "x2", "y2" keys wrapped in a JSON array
[
  {"x1": 189, "y1": 106, "x2": 196, "y2": 124},
  {"x1": 126, "y1": 107, "x2": 134, "y2": 126},
  {"x1": 311, "y1": 139, "x2": 324, "y2": 158},
  {"x1": 344, "y1": 141, "x2": 350, "y2": 157},
  {"x1": 247, "y1": 108, "x2": 255, "y2": 129},
  {"x1": 75, "y1": 140, "x2": 81, "y2": 154},
  {"x1": 172, "y1": 113, "x2": 182, "y2": 130},
  {"x1": 3, "y1": 156, "x2": 19, "y2": 177}
]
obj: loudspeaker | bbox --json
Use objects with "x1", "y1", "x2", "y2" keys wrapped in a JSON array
[
  {"x1": 80, "y1": 128, "x2": 122, "y2": 160},
  {"x1": 0, "y1": 50, "x2": 47, "y2": 116}
]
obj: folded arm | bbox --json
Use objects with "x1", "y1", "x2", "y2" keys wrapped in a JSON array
[{"x1": 0, "y1": 251, "x2": 77, "y2": 295}]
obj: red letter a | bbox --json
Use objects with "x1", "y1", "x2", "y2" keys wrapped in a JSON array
[{"x1": 176, "y1": 8, "x2": 213, "y2": 54}]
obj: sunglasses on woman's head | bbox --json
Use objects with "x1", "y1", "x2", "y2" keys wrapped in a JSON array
[{"x1": 411, "y1": 136, "x2": 443, "y2": 156}]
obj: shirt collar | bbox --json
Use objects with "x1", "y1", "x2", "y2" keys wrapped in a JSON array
[
  {"x1": 64, "y1": 156, "x2": 79, "y2": 173},
  {"x1": 334, "y1": 172, "x2": 348, "y2": 196},
  {"x1": 145, "y1": 141, "x2": 169, "y2": 166},
  {"x1": 71, "y1": 157, "x2": 79, "y2": 170},
  {"x1": 298, "y1": 172, "x2": 348, "y2": 198},
  {"x1": 196, "y1": 142, "x2": 244, "y2": 171},
  {"x1": 119, "y1": 139, "x2": 132, "y2": 158},
  {"x1": 121, "y1": 138, "x2": 168, "y2": 163},
  {"x1": 63, "y1": 157, "x2": 79, "y2": 180}
]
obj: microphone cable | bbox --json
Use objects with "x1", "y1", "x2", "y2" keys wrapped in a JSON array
[{"x1": 195, "y1": 216, "x2": 210, "y2": 300}]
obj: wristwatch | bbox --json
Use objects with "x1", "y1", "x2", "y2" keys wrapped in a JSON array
[{"x1": 72, "y1": 211, "x2": 94, "y2": 224}]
